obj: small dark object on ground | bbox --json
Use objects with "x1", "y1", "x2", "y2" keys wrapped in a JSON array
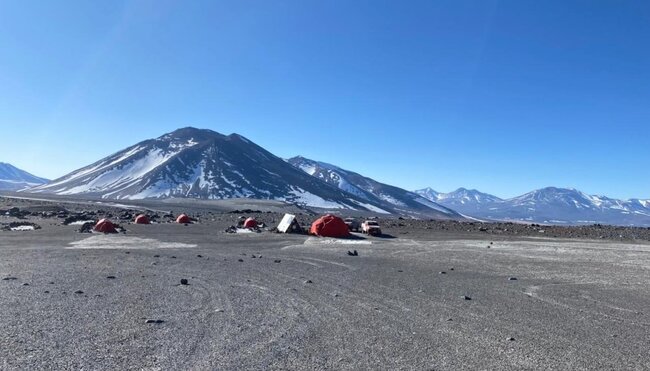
[
  {"x1": 508, "y1": 277, "x2": 518, "y2": 281},
  {"x1": 507, "y1": 337, "x2": 516, "y2": 341},
  {"x1": 145, "y1": 319, "x2": 165, "y2": 324},
  {"x1": 439, "y1": 271, "x2": 446, "y2": 274},
  {"x1": 180, "y1": 278, "x2": 189, "y2": 285},
  {"x1": 2, "y1": 277, "x2": 18, "y2": 281},
  {"x1": 22, "y1": 283, "x2": 29, "y2": 286},
  {"x1": 462, "y1": 295, "x2": 472, "y2": 300},
  {"x1": 74, "y1": 290, "x2": 84, "y2": 294},
  {"x1": 274, "y1": 259, "x2": 281, "y2": 263},
  {"x1": 347, "y1": 250, "x2": 358, "y2": 256},
  {"x1": 197, "y1": 254, "x2": 202, "y2": 258},
  {"x1": 238, "y1": 259, "x2": 244, "y2": 262},
  {"x1": 305, "y1": 280, "x2": 313, "y2": 284},
  {"x1": 106, "y1": 276, "x2": 116, "y2": 279}
]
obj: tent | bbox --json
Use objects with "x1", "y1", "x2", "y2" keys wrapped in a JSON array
[
  {"x1": 277, "y1": 213, "x2": 303, "y2": 233},
  {"x1": 243, "y1": 217, "x2": 258, "y2": 229},
  {"x1": 134, "y1": 214, "x2": 150, "y2": 224},
  {"x1": 176, "y1": 214, "x2": 191, "y2": 224},
  {"x1": 310, "y1": 214, "x2": 350, "y2": 238},
  {"x1": 94, "y1": 218, "x2": 117, "y2": 233}
]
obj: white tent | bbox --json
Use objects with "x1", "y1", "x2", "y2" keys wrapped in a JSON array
[{"x1": 277, "y1": 213, "x2": 303, "y2": 233}]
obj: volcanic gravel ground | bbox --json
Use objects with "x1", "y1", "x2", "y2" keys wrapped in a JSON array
[{"x1": 1, "y1": 196, "x2": 650, "y2": 369}]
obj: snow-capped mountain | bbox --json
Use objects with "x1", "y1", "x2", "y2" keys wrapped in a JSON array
[
  {"x1": 415, "y1": 187, "x2": 503, "y2": 214},
  {"x1": 287, "y1": 156, "x2": 460, "y2": 219},
  {"x1": 417, "y1": 186, "x2": 650, "y2": 226},
  {"x1": 0, "y1": 162, "x2": 48, "y2": 191},
  {"x1": 26, "y1": 127, "x2": 459, "y2": 218}
]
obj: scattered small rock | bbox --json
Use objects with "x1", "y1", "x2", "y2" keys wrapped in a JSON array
[
  {"x1": 238, "y1": 259, "x2": 244, "y2": 262},
  {"x1": 215, "y1": 309, "x2": 224, "y2": 313},
  {"x1": 274, "y1": 259, "x2": 281, "y2": 263},
  {"x1": 74, "y1": 290, "x2": 84, "y2": 294},
  {"x1": 450, "y1": 267, "x2": 455, "y2": 271},
  {"x1": 170, "y1": 256, "x2": 177, "y2": 259},
  {"x1": 145, "y1": 319, "x2": 165, "y2": 324},
  {"x1": 347, "y1": 250, "x2": 358, "y2": 256},
  {"x1": 461, "y1": 295, "x2": 472, "y2": 300},
  {"x1": 44, "y1": 291, "x2": 50, "y2": 294},
  {"x1": 180, "y1": 279, "x2": 189, "y2": 285},
  {"x1": 446, "y1": 318, "x2": 453, "y2": 321},
  {"x1": 304, "y1": 280, "x2": 313, "y2": 284},
  {"x1": 2, "y1": 277, "x2": 18, "y2": 281},
  {"x1": 508, "y1": 277, "x2": 518, "y2": 281},
  {"x1": 153, "y1": 255, "x2": 160, "y2": 258},
  {"x1": 439, "y1": 271, "x2": 446, "y2": 274},
  {"x1": 197, "y1": 254, "x2": 203, "y2": 258},
  {"x1": 22, "y1": 283, "x2": 29, "y2": 286},
  {"x1": 507, "y1": 337, "x2": 516, "y2": 341},
  {"x1": 106, "y1": 276, "x2": 116, "y2": 279}
]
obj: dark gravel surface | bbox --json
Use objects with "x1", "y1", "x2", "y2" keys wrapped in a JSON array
[{"x1": 1, "y1": 196, "x2": 650, "y2": 369}]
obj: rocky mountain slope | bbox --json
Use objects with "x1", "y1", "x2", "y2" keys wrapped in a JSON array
[{"x1": 288, "y1": 156, "x2": 459, "y2": 219}]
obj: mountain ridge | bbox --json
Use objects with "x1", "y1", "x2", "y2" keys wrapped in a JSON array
[{"x1": 416, "y1": 186, "x2": 650, "y2": 226}]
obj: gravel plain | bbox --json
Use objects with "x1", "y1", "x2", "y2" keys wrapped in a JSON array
[{"x1": 1, "y1": 195, "x2": 650, "y2": 370}]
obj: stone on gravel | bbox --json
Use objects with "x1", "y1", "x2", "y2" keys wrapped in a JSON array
[
  {"x1": 508, "y1": 277, "x2": 518, "y2": 281},
  {"x1": 304, "y1": 280, "x2": 313, "y2": 284},
  {"x1": 180, "y1": 279, "x2": 189, "y2": 285},
  {"x1": 238, "y1": 259, "x2": 244, "y2": 262},
  {"x1": 461, "y1": 295, "x2": 472, "y2": 300},
  {"x1": 507, "y1": 337, "x2": 516, "y2": 341},
  {"x1": 439, "y1": 271, "x2": 446, "y2": 274},
  {"x1": 274, "y1": 259, "x2": 281, "y2": 263},
  {"x1": 22, "y1": 283, "x2": 29, "y2": 286},
  {"x1": 145, "y1": 319, "x2": 165, "y2": 324},
  {"x1": 74, "y1": 290, "x2": 84, "y2": 294},
  {"x1": 2, "y1": 277, "x2": 18, "y2": 281},
  {"x1": 106, "y1": 276, "x2": 116, "y2": 279}
]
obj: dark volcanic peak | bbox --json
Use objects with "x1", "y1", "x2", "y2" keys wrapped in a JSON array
[
  {"x1": 25, "y1": 128, "x2": 460, "y2": 218},
  {"x1": 0, "y1": 162, "x2": 49, "y2": 191},
  {"x1": 417, "y1": 185, "x2": 650, "y2": 227},
  {"x1": 288, "y1": 156, "x2": 460, "y2": 219}
]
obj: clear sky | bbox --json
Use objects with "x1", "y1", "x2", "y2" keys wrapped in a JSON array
[{"x1": 1, "y1": 0, "x2": 648, "y2": 199}]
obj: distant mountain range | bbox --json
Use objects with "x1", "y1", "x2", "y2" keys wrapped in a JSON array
[
  {"x1": 0, "y1": 162, "x2": 48, "y2": 191},
  {"x1": 416, "y1": 187, "x2": 650, "y2": 226},
  {"x1": 25, "y1": 127, "x2": 459, "y2": 219}
]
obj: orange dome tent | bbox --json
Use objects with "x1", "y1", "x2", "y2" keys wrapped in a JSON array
[
  {"x1": 243, "y1": 217, "x2": 258, "y2": 229},
  {"x1": 134, "y1": 214, "x2": 150, "y2": 224},
  {"x1": 176, "y1": 213, "x2": 191, "y2": 224},
  {"x1": 310, "y1": 214, "x2": 350, "y2": 238},
  {"x1": 94, "y1": 218, "x2": 117, "y2": 233}
]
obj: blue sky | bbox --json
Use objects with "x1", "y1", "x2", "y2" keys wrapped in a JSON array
[{"x1": 1, "y1": 0, "x2": 648, "y2": 199}]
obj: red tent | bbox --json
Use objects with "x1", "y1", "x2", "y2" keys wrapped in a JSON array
[
  {"x1": 310, "y1": 214, "x2": 351, "y2": 238},
  {"x1": 243, "y1": 217, "x2": 258, "y2": 228},
  {"x1": 134, "y1": 214, "x2": 150, "y2": 224},
  {"x1": 176, "y1": 214, "x2": 191, "y2": 224},
  {"x1": 94, "y1": 218, "x2": 117, "y2": 233}
]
